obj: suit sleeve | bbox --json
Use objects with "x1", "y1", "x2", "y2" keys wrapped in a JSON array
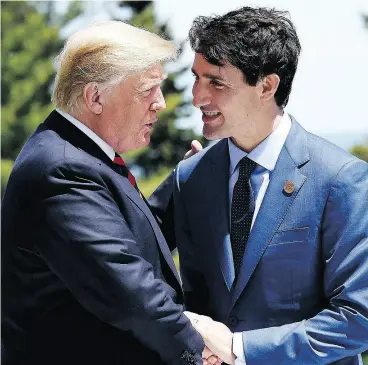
[
  {"x1": 173, "y1": 164, "x2": 211, "y2": 315},
  {"x1": 242, "y1": 159, "x2": 368, "y2": 364},
  {"x1": 36, "y1": 161, "x2": 204, "y2": 365}
]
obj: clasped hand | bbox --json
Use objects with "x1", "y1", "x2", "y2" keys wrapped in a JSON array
[{"x1": 185, "y1": 311, "x2": 236, "y2": 365}]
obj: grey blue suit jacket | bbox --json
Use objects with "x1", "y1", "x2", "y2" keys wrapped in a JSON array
[
  {"x1": 1, "y1": 111, "x2": 204, "y2": 365},
  {"x1": 150, "y1": 117, "x2": 368, "y2": 364}
]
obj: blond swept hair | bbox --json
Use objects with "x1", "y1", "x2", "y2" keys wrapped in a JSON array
[{"x1": 52, "y1": 21, "x2": 177, "y2": 114}]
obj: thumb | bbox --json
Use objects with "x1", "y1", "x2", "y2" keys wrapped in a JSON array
[
  {"x1": 183, "y1": 140, "x2": 203, "y2": 160},
  {"x1": 191, "y1": 140, "x2": 203, "y2": 153}
]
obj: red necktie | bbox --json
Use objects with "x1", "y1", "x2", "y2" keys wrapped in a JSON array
[{"x1": 113, "y1": 154, "x2": 137, "y2": 189}]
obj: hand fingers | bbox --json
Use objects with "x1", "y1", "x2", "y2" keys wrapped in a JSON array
[
  {"x1": 183, "y1": 150, "x2": 192, "y2": 160},
  {"x1": 183, "y1": 140, "x2": 203, "y2": 160},
  {"x1": 203, "y1": 346, "x2": 222, "y2": 365},
  {"x1": 202, "y1": 346, "x2": 212, "y2": 359},
  {"x1": 191, "y1": 139, "x2": 203, "y2": 152},
  {"x1": 202, "y1": 346, "x2": 210, "y2": 365},
  {"x1": 207, "y1": 355, "x2": 220, "y2": 364}
]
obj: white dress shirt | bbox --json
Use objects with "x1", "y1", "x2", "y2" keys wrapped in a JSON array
[
  {"x1": 228, "y1": 114, "x2": 292, "y2": 364},
  {"x1": 56, "y1": 109, "x2": 115, "y2": 161}
]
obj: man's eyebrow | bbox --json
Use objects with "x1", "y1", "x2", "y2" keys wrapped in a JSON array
[
  {"x1": 139, "y1": 74, "x2": 167, "y2": 90},
  {"x1": 191, "y1": 68, "x2": 226, "y2": 81},
  {"x1": 151, "y1": 73, "x2": 167, "y2": 85}
]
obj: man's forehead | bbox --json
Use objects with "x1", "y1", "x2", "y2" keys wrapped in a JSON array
[
  {"x1": 192, "y1": 54, "x2": 227, "y2": 78},
  {"x1": 143, "y1": 64, "x2": 166, "y2": 81},
  {"x1": 192, "y1": 53, "x2": 243, "y2": 82},
  {"x1": 128, "y1": 64, "x2": 167, "y2": 89}
]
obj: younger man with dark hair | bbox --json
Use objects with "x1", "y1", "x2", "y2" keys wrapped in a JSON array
[{"x1": 151, "y1": 7, "x2": 368, "y2": 365}]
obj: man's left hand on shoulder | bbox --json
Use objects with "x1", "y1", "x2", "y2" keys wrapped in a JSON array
[{"x1": 183, "y1": 140, "x2": 203, "y2": 160}]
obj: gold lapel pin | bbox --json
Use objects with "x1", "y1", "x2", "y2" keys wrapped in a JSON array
[{"x1": 283, "y1": 180, "x2": 295, "y2": 195}]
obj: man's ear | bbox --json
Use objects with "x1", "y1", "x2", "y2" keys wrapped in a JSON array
[
  {"x1": 83, "y1": 83, "x2": 103, "y2": 115},
  {"x1": 260, "y1": 73, "x2": 280, "y2": 102}
]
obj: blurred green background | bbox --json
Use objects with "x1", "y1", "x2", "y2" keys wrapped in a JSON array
[{"x1": 1, "y1": 2, "x2": 367, "y2": 363}]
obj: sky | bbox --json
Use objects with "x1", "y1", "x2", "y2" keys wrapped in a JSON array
[{"x1": 59, "y1": 0, "x2": 368, "y2": 146}]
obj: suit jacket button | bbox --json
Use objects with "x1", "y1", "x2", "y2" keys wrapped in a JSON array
[{"x1": 229, "y1": 316, "x2": 239, "y2": 326}]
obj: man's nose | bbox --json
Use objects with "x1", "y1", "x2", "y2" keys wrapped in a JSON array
[
  {"x1": 150, "y1": 88, "x2": 166, "y2": 111},
  {"x1": 192, "y1": 82, "x2": 211, "y2": 108}
]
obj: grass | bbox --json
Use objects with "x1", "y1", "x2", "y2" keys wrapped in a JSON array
[{"x1": 137, "y1": 166, "x2": 173, "y2": 197}]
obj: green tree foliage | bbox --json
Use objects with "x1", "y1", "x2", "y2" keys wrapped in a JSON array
[
  {"x1": 1, "y1": 1, "x2": 61, "y2": 161},
  {"x1": 1, "y1": 1, "x2": 82, "y2": 196},
  {"x1": 351, "y1": 142, "x2": 368, "y2": 162},
  {"x1": 56, "y1": 1, "x2": 83, "y2": 26},
  {"x1": 1, "y1": 1, "x2": 61, "y2": 195},
  {"x1": 1, "y1": 159, "x2": 14, "y2": 196},
  {"x1": 119, "y1": 1, "x2": 204, "y2": 176}
]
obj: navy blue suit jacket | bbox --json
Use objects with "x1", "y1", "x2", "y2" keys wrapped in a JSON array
[
  {"x1": 1, "y1": 111, "x2": 204, "y2": 365},
  {"x1": 150, "y1": 118, "x2": 368, "y2": 364}
]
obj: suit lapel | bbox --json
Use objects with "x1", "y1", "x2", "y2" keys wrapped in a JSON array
[
  {"x1": 120, "y1": 178, "x2": 182, "y2": 286},
  {"x1": 230, "y1": 119, "x2": 309, "y2": 308},
  {"x1": 140, "y1": 193, "x2": 182, "y2": 286},
  {"x1": 203, "y1": 140, "x2": 235, "y2": 290}
]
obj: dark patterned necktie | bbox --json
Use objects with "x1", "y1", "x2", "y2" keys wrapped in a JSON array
[
  {"x1": 113, "y1": 153, "x2": 138, "y2": 190},
  {"x1": 231, "y1": 156, "x2": 257, "y2": 279}
]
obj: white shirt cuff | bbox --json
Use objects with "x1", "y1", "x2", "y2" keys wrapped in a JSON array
[{"x1": 233, "y1": 332, "x2": 246, "y2": 364}]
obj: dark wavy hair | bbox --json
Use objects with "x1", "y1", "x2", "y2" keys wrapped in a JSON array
[{"x1": 189, "y1": 7, "x2": 301, "y2": 108}]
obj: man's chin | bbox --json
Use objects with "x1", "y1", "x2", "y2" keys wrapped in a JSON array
[
  {"x1": 203, "y1": 127, "x2": 224, "y2": 141},
  {"x1": 128, "y1": 136, "x2": 150, "y2": 151}
]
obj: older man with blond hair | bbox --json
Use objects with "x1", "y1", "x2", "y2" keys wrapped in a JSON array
[{"x1": 1, "y1": 21, "x2": 207, "y2": 365}]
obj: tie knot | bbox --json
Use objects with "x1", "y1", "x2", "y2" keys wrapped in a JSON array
[{"x1": 238, "y1": 157, "x2": 257, "y2": 178}]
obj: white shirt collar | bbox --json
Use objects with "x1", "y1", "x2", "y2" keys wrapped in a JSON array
[
  {"x1": 56, "y1": 109, "x2": 116, "y2": 161},
  {"x1": 228, "y1": 113, "x2": 292, "y2": 173}
]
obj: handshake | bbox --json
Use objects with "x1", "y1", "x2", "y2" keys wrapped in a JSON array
[{"x1": 185, "y1": 311, "x2": 237, "y2": 365}]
